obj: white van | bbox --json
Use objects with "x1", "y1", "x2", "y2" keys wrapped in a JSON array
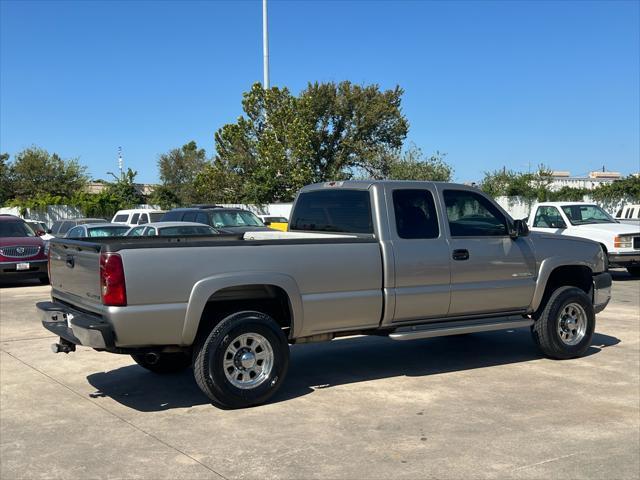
[{"x1": 111, "y1": 209, "x2": 166, "y2": 227}]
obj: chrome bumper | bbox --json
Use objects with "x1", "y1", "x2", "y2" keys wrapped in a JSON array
[{"x1": 37, "y1": 301, "x2": 115, "y2": 349}]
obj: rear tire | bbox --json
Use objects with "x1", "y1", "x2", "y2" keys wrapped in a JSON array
[
  {"x1": 193, "y1": 311, "x2": 289, "y2": 409},
  {"x1": 131, "y1": 352, "x2": 191, "y2": 374},
  {"x1": 532, "y1": 286, "x2": 595, "y2": 359},
  {"x1": 627, "y1": 267, "x2": 640, "y2": 277}
]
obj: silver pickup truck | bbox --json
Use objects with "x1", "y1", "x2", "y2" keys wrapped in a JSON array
[{"x1": 38, "y1": 181, "x2": 612, "y2": 408}]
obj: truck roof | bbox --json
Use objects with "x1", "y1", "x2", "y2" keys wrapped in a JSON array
[{"x1": 299, "y1": 180, "x2": 472, "y2": 192}]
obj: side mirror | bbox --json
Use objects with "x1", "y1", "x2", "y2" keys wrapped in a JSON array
[
  {"x1": 36, "y1": 230, "x2": 45, "y2": 237},
  {"x1": 510, "y1": 219, "x2": 529, "y2": 239},
  {"x1": 263, "y1": 221, "x2": 272, "y2": 226}
]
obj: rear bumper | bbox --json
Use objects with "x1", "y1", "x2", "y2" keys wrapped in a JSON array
[
  {"x1": 37, "y1": 301, "x2": 115, "y2": 349},
  {"x1": 0, "y1": 260, "x2": 48, "y2": 279},
  {"x1": 608, "y1": 252, "x2": 640, "y2": 268},
  {"x1": 593, "y1": 272, "x2": 612, "y2": 314}
]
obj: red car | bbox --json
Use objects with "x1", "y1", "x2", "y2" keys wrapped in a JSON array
[{"x1": 0, "y1": 215, "x2": 49, "y2": 284}]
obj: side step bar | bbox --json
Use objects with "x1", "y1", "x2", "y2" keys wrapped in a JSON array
[{"x1": 389, "y1": 317, "x2": 533, "y2": 341}]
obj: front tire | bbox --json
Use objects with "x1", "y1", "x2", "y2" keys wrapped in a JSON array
[
  {"x1": 532, "y1": 286, "x2": 595, "y2": 359},
  {"x1": 627, "y1": 267, "x2": 640, "y2": 277},
  {"x1": 131, "y1": 352, "x2": 191, "y2": 374},
  {"x1": 193, "y1": 311, "x2": 290, "y2": 409}
]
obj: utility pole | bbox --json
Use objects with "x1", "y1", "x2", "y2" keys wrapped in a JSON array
[
  {"x1": 118, "y1": 147, "x2": 124, "y2": 179},
  {"x1": 262, "y1": 0, "x2": 270, "y2": 89}
]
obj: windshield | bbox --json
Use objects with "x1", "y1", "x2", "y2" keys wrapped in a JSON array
[
  {"x1": 211, "y1": 211, "x2": 264, "y2": 228},
  {"x1": 87, "y1": 226, "x2": 130, "y2": 237},
  {"x1": 0, "y1": 221, "x2": 36, "y2": 237},
  {"x1": 561, "y1": 205, "x2": 616, "y2": 225}
]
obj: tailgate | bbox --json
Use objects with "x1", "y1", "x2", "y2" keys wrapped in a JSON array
[{"x1": 49, "y1": 240, "x2": 103, "y2": 311}]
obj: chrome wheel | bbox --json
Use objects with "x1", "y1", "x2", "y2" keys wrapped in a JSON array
[
  {"x1": 557, "y1": 302, "x2": 587, "y2": 346},
  {"x1": 223, "y1": 332, "x2": 274, "y2": 389}
]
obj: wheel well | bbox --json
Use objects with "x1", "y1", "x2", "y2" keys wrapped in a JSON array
[
  {"x1": 195, "y1": 285, "x2": 293, "y2": 344},
  {"x1": 537, "y1": 265, "x2": 592, "y2": 314}
]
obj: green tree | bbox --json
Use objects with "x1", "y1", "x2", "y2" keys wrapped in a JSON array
[
  {"x1": 148, "y1": 185, "x2": 180, "y2": 210},
  {"x1": 212, "y1": 84, "x2": 315, "y2": 203},
  {"x1": 210, "y1": 81, "x2": 410, "y2": 203},
  {"x1": 157, "y1": 141, "x2": 207, "y2": 205},
  {"x1": 591, "y1": 175, "x2": 640, "y2": 202},
  {"x1": 105, "y1": 168, "x2": 145, "y2": 208},
  {"x1": 300, "y1": 81, "x2": 409, "y2": 181},
  {"x1": 7, "y1": 147, "x2": 88, "y2": 201},
  {"x1": 0, "y1": 153, "x2": 12, "y2": 204},
  {"x1": 480, "y1": 166, "x2": 553, "y2": 201},
  {"x1": 385, "y1": 146, "x2": 452, "y2": 181}
]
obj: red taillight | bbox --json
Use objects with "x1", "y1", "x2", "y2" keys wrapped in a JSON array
[{"x1": 100, "y1": 253, "x2": 127, "y2": 306}]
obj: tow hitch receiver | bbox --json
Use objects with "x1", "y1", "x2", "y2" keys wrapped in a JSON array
[{"x1": 51, "y1": 338, "x2": 76, "y2": 354}]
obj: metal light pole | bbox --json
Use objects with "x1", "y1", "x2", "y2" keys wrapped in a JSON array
[{"x1": 262, "y1": 0, "x2": 270, "y2": 89}]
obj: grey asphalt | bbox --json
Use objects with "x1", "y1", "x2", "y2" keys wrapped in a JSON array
[{"x1": 1, "y1": 272, "x2": 638, "y2": 479}]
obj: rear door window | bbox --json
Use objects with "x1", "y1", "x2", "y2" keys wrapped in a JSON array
[
  {"x1": 131, "y1": 213, "x2": 140, "y2": 224},
  {"x1": 139, "y1": 214, "x2": 149, "y2": 224},
  {"x1": 289, "y1": 190, "x2": 373, "y2": 234},
  {"x1": 392, "y1": 190, "x2": 439, "y2": 239}
]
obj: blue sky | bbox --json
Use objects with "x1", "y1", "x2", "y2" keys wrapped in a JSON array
[{"x1": 1, "y1": 0, "x2": 638, "y2": 184}]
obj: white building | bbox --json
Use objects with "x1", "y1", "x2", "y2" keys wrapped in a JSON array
[{"x1": 547, "y1": 171, "x2": 621, "y2": 191}]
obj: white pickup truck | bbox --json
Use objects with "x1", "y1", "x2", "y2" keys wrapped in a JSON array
[{"x1": 528, "y1": 202, "x2": 640, "y2": 276}]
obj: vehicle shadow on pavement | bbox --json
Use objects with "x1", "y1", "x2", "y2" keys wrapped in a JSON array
[
  {"x1": 86, "y1": 328, "x2": 619, "y2": 412},
  {"x1": 610, "y1": 269, "x2": 639, "y2": 282}
]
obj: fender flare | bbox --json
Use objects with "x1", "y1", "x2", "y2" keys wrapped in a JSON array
[
  {"x1": 530, "y1": 258, "x2": 594, "y2": 312},
  {"x1": 181, "y1": 271, "x2": 304, "y2": 345}
]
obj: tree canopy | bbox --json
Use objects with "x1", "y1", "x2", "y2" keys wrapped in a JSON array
[
  {"x1": 203, "y1": 81, "x2": 417, "y2": 203},
  {"x1": 5, "y1": 147, "x2": 88, "y2": 202},
  {"x1": 157, "y1": 141, "x2": 207, "y2": 205}
]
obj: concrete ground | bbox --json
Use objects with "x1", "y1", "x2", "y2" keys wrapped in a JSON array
[{"x1": 1, "y1": 272, "x2": 638, "y2": 480}]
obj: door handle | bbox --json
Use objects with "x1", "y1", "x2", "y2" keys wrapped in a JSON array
[{"x1": 452, "y1": 249, "x2": 469, "y2": 261}]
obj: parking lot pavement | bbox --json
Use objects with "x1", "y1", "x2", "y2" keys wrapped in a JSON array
[{"x1": 1, "y1": 272, "x2": 638, "y2": 480}]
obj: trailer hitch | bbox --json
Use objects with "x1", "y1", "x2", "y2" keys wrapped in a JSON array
[{"x1": 51, "y1": 338, "x2": 76, "y2": 354}]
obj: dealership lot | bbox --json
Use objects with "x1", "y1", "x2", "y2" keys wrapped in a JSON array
[{"x1": 1, "y1": 272, "x2": 638, "y2": 479}]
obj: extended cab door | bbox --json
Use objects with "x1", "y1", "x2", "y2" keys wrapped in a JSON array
[
  {"x1": 441, "y1": 188, "x2": 536, "y2": 316},
  {"x1": 386, "y1": 185, "x2": 451, "y2": 322}
]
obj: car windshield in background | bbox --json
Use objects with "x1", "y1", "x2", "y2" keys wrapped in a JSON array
[
  {"x1": 211, "y1": 211, "x2": 263, "y2": 228},
  {"x1": 289, "y1": 189, "x2": 373, "y2": 233},
  {"x1": 0, "y1": 221, "x2": 36, "y2": 237},
  {"x1": 561, "y1": 205, "x2": 616, "y2": 225},
  {"x1": 87, "y1": 226, "x2": 130, "y2": 237},
  {"x1": 158, "y1": 226, "x2": 217, "y2": 236},
  {"x1": 149, "y1": 213, "x2": 165, "y2": 222},
  {"x1": 264, "y1": 217, "x2": 288, "y2": 223}
]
